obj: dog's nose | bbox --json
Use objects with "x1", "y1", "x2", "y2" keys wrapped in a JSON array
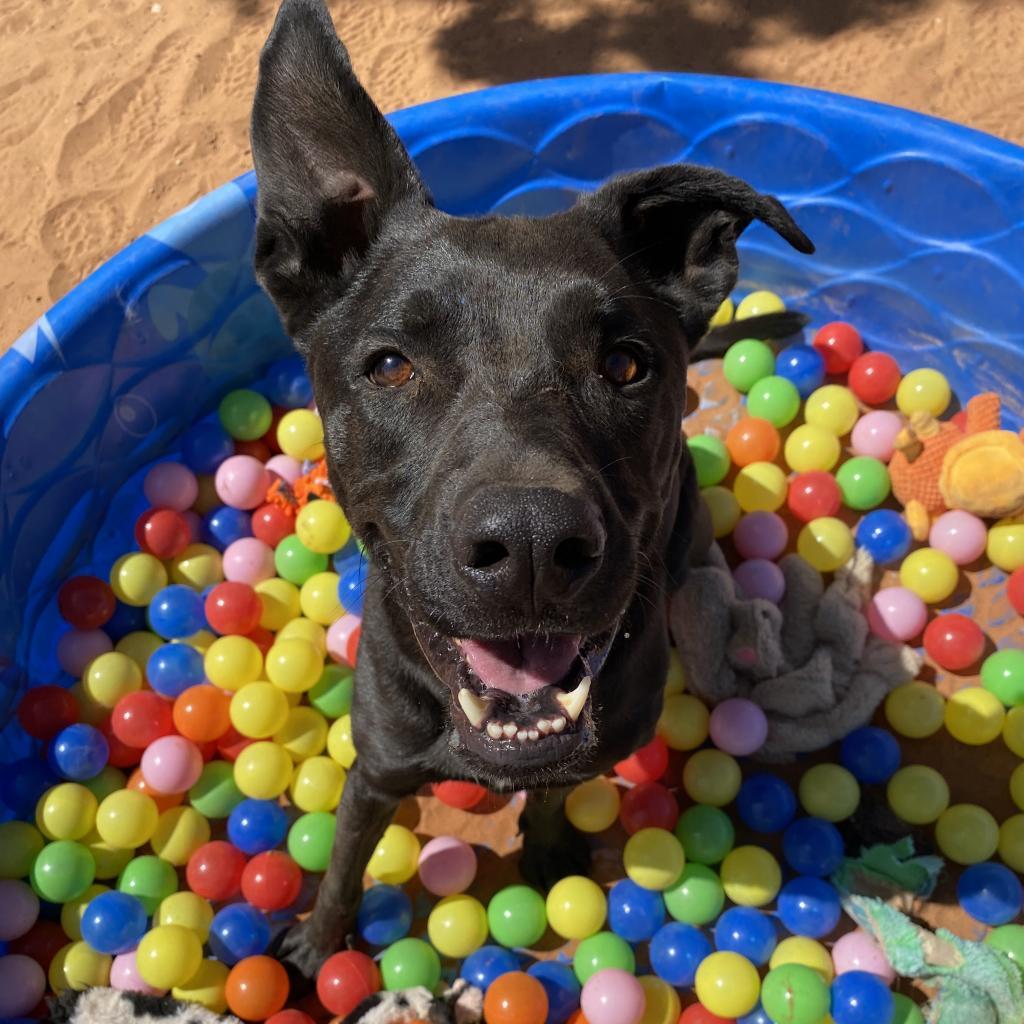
[{"x1": 454, "y1": 486, "x2": 605, "y2": 611}]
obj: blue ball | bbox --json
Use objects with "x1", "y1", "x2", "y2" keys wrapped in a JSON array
[
  {"x1": 461, "y1": 945, "x2": 520, "y2": 992},
  {"x1": 737, "y1": 1007, "x2": 773, "y2": 1024},
  {"x1": 840, "y1": 726, "x2": 902, "y2": 784},
  {"x1": 209, "y1": 903, "x2": 272, "y2": 965},
  {"x1": 181, "y1": 418, "x2": 235, "y2": 474},
  {"x1": 855, "y1": 510, "x2": 912, "y2": 566},
  {"x1": 830, "y1": 970, "x2": 895, "y2": 1024},
  {"x1": 957, "y1": 862, "x2": 1024, "y2": 926},
  {"x1": 81, "y1": 890, "x2": 148, "y2": 955},
  {"x1": 714, "y1": 907, "x2": 778, "y2": 965},
  {"x1": 649, "y1": 921, "x2": 712, "y2": 986},
  {"x1": 337, "y1": 557, "x2": 368, "y2": 617},
  {"x1": 783, "y1": 817, "x2": 846, "y2": 877},
  {"x1": 203, "y1": 506, "x2": 253, "y2": 551},
  {"x1": 777, "y1": 877, "x2": 842, "y2": 939},
  {"x1": 103, "y1": 601, "x2": 148, "y2": 642},
  {"x1": 147, "y1": 584, "x2": 206, "y2": 640},
  {"x1": 527, "y1": 960, "x2": 581, "y2": 1024},
  {"x1": 0, "y1": 757, "x2": 59, "y2": 818},
  {"x1": 357, "y1": 884, "x2": 413, "y2": 946},
  {"x1": 147, "y1": 642, "x2": 205, "y2": 699},
  {"x1": 264, "y1": 356, "x2": 313, "y2": 409},
  {"x1": 49, "y1": 723, "x2": 109, "y2": 781},
  {"x1": 608, "y1": 878, "x2": 666, "y2": 942},
  {"x1": 227, "y1": 798, "x2": 289, "y2": 855},
  {"x1": 776, "y1": 344, "x2": 826, "y2": 397},
  {"x1": 737, "y1": 773, "x2": 798, "y2": 834}
]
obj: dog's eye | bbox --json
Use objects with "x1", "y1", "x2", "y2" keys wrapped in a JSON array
[
  {"x1": 600, "y1": 347, "x2": 643, "y2": 386},
  {"x1": 369, "y1": 352, "x2": 414, "y2": 388}
]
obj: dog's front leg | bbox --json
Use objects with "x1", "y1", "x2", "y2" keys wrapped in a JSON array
[{"x1": 518, "y1": 785, "x2": 591, "y2": 890}]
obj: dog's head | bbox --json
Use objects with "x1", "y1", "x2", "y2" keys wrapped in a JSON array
[{"x1": 251, "y1": 0, "x2": 812, "y2": 776}]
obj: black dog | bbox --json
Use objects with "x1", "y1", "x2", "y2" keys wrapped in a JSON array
[{"x1": 250, "y1": 0, "x2": 813, "y2": 979}]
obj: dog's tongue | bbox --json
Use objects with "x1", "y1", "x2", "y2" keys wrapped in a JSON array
[{"x1": 460, "y1": 635, "x2": 581, "y2": 696}]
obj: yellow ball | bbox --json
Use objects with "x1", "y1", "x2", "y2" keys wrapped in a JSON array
[
  {"x1": 231, "y1": 681, "x2": 290, "y2": 738},
  {"x1": 885, "y1": 681, "x2": 946, "y2": 739},
  {"x1": 1011, "y1": 764, "x2": 1024, "y2": 811},
  {"x1": 277, "y1": 616, "x2": 328, "y2": 654},
  {"x1": 290, "y1": 756, "x2": 346, "y2": 813},
  {"x1": 204, "y1": 635, "x2": 263, "y2": 691},
  {"x1": 296, "y1": 501, "x2": 351, "y2": 554},
  {"x1": 41, "y1": 783, "x2": 98, "y2": 841},
  {"x1": 82, "y1": 828, "x2": 134, "y2": 880},
  {"x1": 664, "y1": 649, "x2": 686, "y2": 696},
  {"x1": 896, "y1": 368, "x2": 951, "y2": 417},
  {"x1": 784, "y1": 424, "x2": 841, "y2": 473},
  {"x1": 136, "y1": 924, "x2": 204, "y2": 990},
  {"x1": 275, "y1": 706, "x2": 329, "y2": 761},
  {"x1": 1004, "y1": 707, "x2": 1024, "y2": 758},
  {"x1": 183, "y1": 629, "x2": 216, "y2": 652},
  {"x1": 300, "y1": 571, "x2": 344, "y2": 625},
  {"x1": 96, "y1": 789, "x2": 160, "y2": 849},
  {"x1": 988, "y1": 517, "x2": 1024, "y2": 572},
  {"x1": 546, "y1": 875, "x2": 607, "y2": 940},
  {"x1": 703, "y1": 485, "x2": 742, "y2": 538},
  {"x1": 61, "y1": 884, "x2": 109, "y2": 941},
  {"x1": 173, "y1": 958, "x2": 229, "y2": 1013},
  {"x1": 86, "y1": 766, "x2": 128, "y2": 804},
  {"x1": 709, "y1": 297, "x2": 735, "y2": 329},
  {"x1": 111, "y1": 552, "x2": 167, "y2": 606},
  {"x1": 887, "y1": 765, "x2": 950, "y2": 825},
  {"x1": 427, "y1": 894, "x2": 489, "y2": 958},
  {"x1": 327, "y1": 714, "x2": 357, "y2": 767},
  {"x1": 900, "y1": 548, "x2": 959, "y2": 604},
  {"x1": 799, "y1": 764, "x2": 860, "y2": 822},
  {"x1": 998, "y1": 814, "x2": 1024, "y2": 873},
  {"x1": 770, "y1": 936, "x2": 834, "y2": 981},
  {"x1": 85, "y1": 651, "x2": 142, "y2": 708},
  {"x1": 265, "y1": 638, "x2": 324, "y2": 693},
  {"x1": 624, "y1": 828, "x2": 686, "y2": 891},
  {"x1": 255, "y1": 577, "x2": 301, "y2": 631},
  {"x1": 936, "y1": 804, "x2": 999, "y2": 865},
  {"x1": 565, "y1": 777, "x2": 621, "y2": 833},
  {"x1": 804, "y1": 385, "x2": 860, "y2": 437},
  {"x1": 945, "y1": 686, "x2": 1006, "y2": 745},
  {"x1": 736, "y1": 290, "x2": 785, "y2": 320},
  {"x1": 170, "y1": 544, "x2": 224, "y2": 589},
  {"x1": 797, "y1": 517, "x2": 854, "y2": 572},
  {"x1": 277, "y1": 408, "x2": 325, "y2": 461},
  {"x1": 683, "y1": 749, "x2": 741, "y2": 807},
  {"x1": 59, "y1": 940, "x2": 112, "y2": 991},
  {"x1": 694, "y1": 951, "x2": 762, "y2": 1019},
  {"x1": 368, "y1": 824, "x2": 420, "y2": 884},
  {"x1": 637, "y1": 975, "x2": 681, "y2": 1024},
  {"x1": 0, "y1": 820, "x2": 45, "y2": 879},
  {"x1": 734, "y1": 461, "x2": 788, "y2": 513},
  {"x1": 151, "y1": 807, "x2": 211, "y2": 866},
  {"x1": 115, "y1": 631, "x2": 164, "y2": 672},
  {"x1": 233, "y1": 741, "x2": 294, "y2": 799},
  {"x1": 720, "y1": 845, "x2": 782, "y2": 907},
  {"x1": 159, "y1": 891, "x2": 214, "y2": 941},
  {"x1": 657, "y1": 693, "x2": 709, "y2": 751}
]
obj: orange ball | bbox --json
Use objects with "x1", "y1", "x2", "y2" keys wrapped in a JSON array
[
  {"x1": 225, "y1": 955, "x2": 290, "y2": 1021},
  {"x1": 725, "y1": 418, "x2": 781, "y2": 468},
  {"x1": 127, "y1": 767, "x2": 184, "y2": 814},
  {"x1": 173, "y1": 685, "x2": 231, "y2": 743},
  {"x1": 483, "y1": 971, "x2": 549, "y2": 1024}
]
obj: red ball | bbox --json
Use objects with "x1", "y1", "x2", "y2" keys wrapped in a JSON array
[
  {"x1": 244, "y1": 625, "x2": 275, "y2": 657},
  {"x1": 316, "y1": 951, "x2": 381, "y2": 1017},
  {"x1": 923, "y1": 613, "x2": 987, "y2": 672},
  {"x1": 1008, "y1": 568, "x2": 1024, "y2": 617},
  {"x1": 216, "y1": 724, "x2": 254, "y2": 762},
  {"x1": 615, "y1": 735, "x2": 669, "y2": 785},
  {"x1": 205, "y1": 581, "x2": 263, "y2": 636},
  {"x1": 9, "y1": 919, "x2": 68, "y2": 969},
  {"x1": 267, "y1": 1013, "x2": 315, "y2": 1024},
  {"x1": 619, "y1": 782, "x2": 680, "y2": 835},
  {"x1": 57, "y1": 575, "x2": 116, "y2": 629},
  {"x1": 252, "y1": 503, "x2": 295, "y2": 547},
  {"x1": 187, "y1": 840, "x2": 247, "y2": 901},
  {"x1": 241, "y1": 850, "x2": 303, "y2": 911},
  {"x1": 135, "y1": 507, "x2": 192, "y2": 559},
  {"x1": 848, "y1": 351, "x2": 901, "y2": 405},
  {"x1": 433, "y1": 780, "x2": 488, "y2": 809},
  {"x1": 812, "y1": 321, "x2": 864, "y2": 375},
  {"x1": 680, "y1": 1005, "x2": 734, "y2": 1024},
  {"x1": 787, "y1": 471, "x2": 842, "y2": 523},
  {"x1": 17, "y1": 685, "x2": 79, "y2": 741},
  {"x1": 235, "y1": 438, "x2": 273, "y2": 463},
  {"x1": 97, "y1": 715, "x2": 143, "y2": 768},
  {"x1": 346, "y1": 622, "x2": 362, "y2": 667},
  {"x1": 110, "y1": 691, "x2": 175, "y2": 748}
]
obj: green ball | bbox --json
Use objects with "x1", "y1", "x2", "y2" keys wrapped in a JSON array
[
  {"x1": 288, "y1": 812, "x2": 335, "y2": 872},
  {"x1": 662, "y1": 863, "x2": 725, "y2": 925},
  {"x1": 308, "y1": 664, "x2": 355, "y2": 719},
  {"x1": 723, "y1": 339, "x2": 776, "y2": 393},
  {"x1": 0, "y1": 821, "x2": 45, "y2": 879},
  {"x1": 892, "y1": 993, "x2": 926, "y2": 1024},
  {"x1": 836, "y1": 456, "x2": 891, "y2": 511},
  {"x1": 688, "y1": 435, "x2": 732, "y2": 488},
  {"x1": 274, "y1": 534, "x2": 329, "y2": 586},
  {"x1": 84, "y1": 766, "x2": 128, "y2": 804},
  {"x1": 674, "y1": 805, "x2": 735, "y2": 865},
  {"x1": 986, "y1": 923, "x2": 1024, "y2": 966},
  {"x1": 117, "y1": 854, "x2": 178, "y2": 914},
  {"x1": 380, "y1": 937, "x2": 441, "y2": 991},
  {"x1": 218, "y1": 388, "x2": 273, "y2": 441},
  {"x1": 981, "y1": 650, "x2": 1024, "y2": 706},
  {"x1": 573, "y1": 931, "x2": 636, "y2": 985},
  {"x1": 760, "y1": 963, "x2": 831, "y2": 1024},
  {"x1": 31, "y1": 839, "x2": 95, "y2": 903},
  {"x1": 747, "y1": 375, "x2": 801, "y2": 428},
  {"x1": 189, "y1": 761, "x2": 243, "y2": 818},
  {"x1": 487, "y1": 884, "x2": 547, "y2": 948}
]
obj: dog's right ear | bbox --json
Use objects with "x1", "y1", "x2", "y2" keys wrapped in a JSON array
[{"x1": 251, "y1": 0, "x2": 429, "y2": 342}]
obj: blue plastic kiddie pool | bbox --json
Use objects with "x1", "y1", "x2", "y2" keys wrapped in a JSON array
[{"x1": 2, "y1": 71, "x2": 1023, "y2": 756}]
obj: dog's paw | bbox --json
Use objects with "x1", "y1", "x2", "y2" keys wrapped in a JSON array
[
  {"x1": 272, "y1": 917, "x2": 350, "y2": 991},
  {"x1": 519, "y1": 824, "x2": 592, "y2": 890}
]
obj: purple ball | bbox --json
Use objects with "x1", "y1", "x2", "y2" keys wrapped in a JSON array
[
  {"x1": 710, "y1": 698, "x2": 769, "y2": 756},
  {"x1": 734, "y1": 511, "x2": 789, "y2": 561},
  {"x1": 734, "y1": 559, "x2": 787, "y2": 603}
]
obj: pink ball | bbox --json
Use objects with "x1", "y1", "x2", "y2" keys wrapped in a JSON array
[
  {"x1": 851, "y1": 410, "x2": 904, "y2": 462},
  {"x1": 0, "y1": 954, "x2": 46, "y2": 1017},
  {"x1": 215, "y1": 455, "x2": 272, "y2": 510},
  {"x1": 709, "y1": 698, "x2": 769, "y2": 756},
  {"x1": 418, "y1": 836, "x2": 478, "y2": 896},
  {"x1": 327, "y1": 614, "x2": 362, "y2": 667},
  {"x1": 111, "y1": 950, "x2": 166, "y2": 995},
  {"x1": 867, "y1": 586, "x2": 927, "y2": 643},
  {"x1": 223, "y1": 537, "x2": 276, "y2": 584},
  {"x1": 266, "y1": 455, "x2": 303, "y2": 484},
  {"x1": 733, "y1": 511, "x2": 789, "y2": 561},
  {"x1": 929, "y1": 510, "x2": 987, "y2": 566},
  {"x1": 57, "y1": 627, "x2": 113, "y2": 676},
  {"x1": 140, "y1": 735, "x2": 203, "y2": 794},
  {"x1": 0, "y1": 880, "x2": 39, "y2": 942},
  {"x1": 144, "y1": 461, "x2": 199, "y2": 511},
  {"x1": 581, "y1": 968, "x2": 646, "y2": 1024},
  {"x1": 733, "y1": 559, "x2": 787, "y2": 604},
  {"x1": 832, "y1": 928, "x2": 896, "y2": 983}
]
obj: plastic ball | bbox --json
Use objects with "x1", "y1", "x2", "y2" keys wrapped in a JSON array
[
  {"x1": 797, "y1": 517, "x2": 854, "y2": 572},
  {"x1": 733, "y1": 511, "x2": 788, "y2": 562},
  {"x1": 957, "y1": 862, "x2": 1023, "y2": 926},
  {"x1": 1005, "y1": 710, "x2": 1024, "y2": 759},
  {"x1": 850, "y1": 409, "x2": 904, "y2": 462},
  {"x1": 233, "y1": 741, "x2": 293, "y2": 799},
  {"x1": 886, "y1": 765, "x2": 949, "y2": 825},
  {"x1": 171, "y1": 957, "x2": 230, "y2": 1013},
  {"x1": 926, "y1": 510, "x2": 987, "y2": 567},
  {"x1": 944, "y1": 686, "x2": 1005, "y2": 744},
  {"x1": 986, "y1": 924, "x2": 1024, "y2": 967},
  {"x1": 228, "y1": 797, "x2": 289, "y2": 855},
  {"x1": 736, "y1": 773, "x2": 797, "y2": 834},
  {"x1": 623, "y1": 827, "x2": 685, "y2": 891},
  {"x1": 896, "y1": 368, "x2": 950, "y2": 416},
  {"x1": 266, "y1": 637, "x2": 324, "y2": 692},
  {"x1": 683, "y1": 749, "x2": 741, "y2": 807},
  {"x1": 413, "y1": 836, "x2": 475, "y2": 898},
  {"x1": 158, "y1": 890, "x2": 214, "y2": 942},
  {"x1": 936, "y1": 804, "x2": 1000, "y2": 865},
  {"x1": 769, "y1": 937, "x2": 834, "y2": 982},
  {"x1": 151, "y1": 806, "x2": 211, "y2": 866},
  {"x1": 214, "y1": 455, "x2": 271, "y2": 511},
  {"x1": 900, "y1": 548, "x2": 959, "y2": 604},
  {"x1": 486, "y1": 970, "x2": 553, "y2": 1024},
  {"x1": 867, "y1": 586, "x2": 927, "y2": 643},
  {"x1": 619, "y1": 782, "x2": 679, "y2": 835},
  {"x1": 709, "y1": 699, "x2": 769, "y2": 757},
  {"x1": 40, "y1": 782, "x2": 97, "y2": 841},
  {"x1": 95, "y1": 789, "x2": 159, "y2": 849},
  {"x1": 688, "y1": 435, "x2": 732, "y2": 488},
  {"x1": 186, "y1": 841, "x2": 246, "y2": 902},
  {"x1": 251, "y1": 503, "x2": 295, "y2": 549},
  {"x1": 776, "y1": 344, "x2": 826, "y2": 397},
  {"x1": 169, "y1": 542, "x2": 224, "y2": 590},
  {"x1": 546, "y1": 876, "x2": 607, "y2": 940},
  {"x1": 208, "y1": 903, "x2": 271, "y2": 965},
  {"x1": 87, "y1": 652, "x2": 146, "y2": 710},
  {"x1": 54, "y1": 940, "x2": 113, "y2": 992},
  {"x1": 225, "y1": 955, "x2": 290, "y2": 1021},
  {"x1": 2, "y1": 758, "x2": 59, "y2": 819},
  {"x1": 31, "y1": 839, "x2": 95, "y2": 902},
  {"x1": 141, "y1": 735, "x2": 203, "y2": 794},
  {"x1": 607, "y1": 878, "x2": 666, "y2": 942},
  {"x1": 0, "y1": 821, "x2": 46, "y2": 880},
  {"x1": 173, "y1": 686, "x2": 231, "y2": 746},
  {"x1": 111, "y1": 552, "x2": 168, "y2": 607},
  {"x1": 798, "y1": 764, "x2": 860, "y2": 822},
  {"x1": 528, "y1": 961, "x2": 581, "y2": 1024},
  {"x1": 724, "y1": 340, "x2": 776, "y2": 393},
  {"x1": 733, "y1": 558, "x2": 786, "y2": 602},
  {"x1": 566, "y1": 777, "x2": 621, "y2": 832},
  {"x1": 855, "y1": 510, "x2": 912, "y2": 566},
  {"x1": 657, "y1": 694, "x2": 709, "y2": 751},
  {"x1": 787, "y1": 471, "x2": 842, "y2": 523},
  {"x1": 714, "y1": 906, "x2": 778, "y2": 965},
  {"x1": 725, "y1": 417, "x2": 781, "y2": 468},
  {"x1": 839, "y1": 727, "x2": 902, "y2": 784},
  {"x1": 785, "y1": 424, "x2": 841, "y2": 473},
  {"x1": 205, "y1": 635, "x2": 263, "y2": 691},
  {"x1": 295, "y1": 502, "x2": 351, "y2": 558},
  {"x1": 202, "y1": 505, "x2": 252, "y2": 552},
  {"x1": 79, "y1": 890, "x2": 148, "y2": 955},
  {"x1": 355, "y1": 884, "x2": 413, "y2": 947},
  {"x1": 761, "y1": 963, "x2": 832, "y2": 1024},
  {"x1": 58, "y1": 629, "x2": 114, "y2": 678},
  {"x1": 776, "y1": 877, "x2": 842, "y2": 938},
  {"x1": 336, "y1": 557, "x2": 367, "y2": 616},
  {"x1": 240, "y1": 850, "x2": 302, "y2": 911},
  {"x1": 663, "y1": 863, "x2": 725, "y2": 926},
  {"x1": 703, "y1": 485, "x2": 742, "y2": 538},
  {"x1": 59, "y1": 882, "x2": 109, "y2": 942},
  {"x1": 368, "y1": 824, "x2": 420, "y2": 885},
  {"x1": 230, "y1": 682, "x2": 290, "y2": 740},
  {"x1": 264, "y1": 356, "x2": 313, "y2": 408},
  {"x1": 831, "y1": 929, "x2": 894, "y2": 982},
  {"x1": 203, "y1": 581, "x2": 262, "y2": 636},
  {"x1": 275, "y1": 535, "x2": 329, "y2": 585},
  {"x1": 647, "y1": 921, "x2": 711, "y2": 987},
  {"x1": 848, "y1": 351, "x2": 900, "y2": 404},
  {"x1": 135, "y1": 924, "x2": 203, "y2": 991},
  {"x1": 222, "y1": 536, "x2": 276, "y2": 584},
  {"x1": 147, "y1": 642, "x2": 204, "y2": 699},
  {"x1": 694, "y1": 951, "x2": 761, "y2": 1019},
  {"x1": 720, "y1": 846, "x2": 782, "y2": 907},
  {"x1": 812, "y1": 321, "x2": 863, "y2": 374},
  {"x1": 317, "y1": 950, "x2": 381, "y2": 1017},
  {"x1": 326, "y1": 714, "x2": 357, "y2": 767},
  {"x1": 675, "y1": 804, "x2": 735, "y2": 865},
  {"x1": 836, "y1": 456, "x2": 891, "y2": 510},
  {"x1": 615, "y1": 736, "x2": 669, "y2": 785},
  {"x1": 981, "y1": 649, "x2": 1024, "y2": 706},
  {"x1": 746, "y1": 374, "x2": 802, "y2": 428},
  {"x1": 737, "y1": 290, "x2": 785, "y2": 319},
  {"x1": 218, "y1": 388, "x2": 272, "y2": 441},
  {"x1": 804, "y1": 385, "x2": 859, "y2": 437},
  {"x1": 18, "y1": 685, "x2": 80, "y2": 742},
  {"x1": 1009, "y1": 568, "x2": 1024, "y2": 615},
  {"x1": 0, "y1": 879, "x2": 39, "y2": 942},
  {"x1": 734, "y1": 461, "x2": 788, "y2": 512},
  {"x1": 277, "y1": 408, "x2": 325, "y2": 461},
  {"x1": 283, "y1": 810, "x2": 332, "y2": 871},
  {"x1": 109, "y1": 691, "x2": 172, "y2": 750},
  {"x1": 0, "y1": 954, "x2": 47, "y2": 1015},
  {"x1": 573, "y1": 931, "x2": 635, "y2": 985},
  {"x1": 885, "y1": 682, "x2": 945, "y2": 739},
  {"x1": 59, "y1": 575, "x2": 118, "y2": 630},
  {"x1": 380, "y1": 937, "x2": 441, "y2": 991},
  {"x1": 428, "y1": 894, "x2": 489, "y2": 959}
]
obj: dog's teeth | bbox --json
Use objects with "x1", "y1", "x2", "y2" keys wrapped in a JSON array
[
  {"x1": 551, "y1": 716, "x2": 567, "y2": 733},
  {"x1": 555, "y1": 676, "x2": 591, "y2": 722},
  {"x1": 536, "y1": 719, "x2": 552, "y2": 735},
  {"x1": 486, "y1": 721, "x2": 503, "y2": 740},
  {"x1": 516, "y1": 728, "x2": 529, "y2": 742},
  {"x1": 527, "y1": 729, "x2": 539, "y2": 741},
  {"x1": 458, "y1": 689, "x2": 490, "y2": 729},
  {"x1": 502, "y1": 722, "x2": 518, "y2": 739}
]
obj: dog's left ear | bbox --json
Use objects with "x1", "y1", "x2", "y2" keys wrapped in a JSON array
[{"x1": 584, "y1": 165, "x2": 813, "y2": 343}]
